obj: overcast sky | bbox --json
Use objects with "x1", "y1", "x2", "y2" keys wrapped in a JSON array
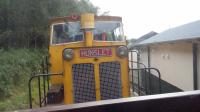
[{"x1": 90, "y1": 0, "x2": 200, "y2": 39}]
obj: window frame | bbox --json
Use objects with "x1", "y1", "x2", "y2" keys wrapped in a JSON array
[
  {"x1": 50, "y1": 22, "x2": 84, "y2": 45},
  {"x1": 93, "y1": 21, "x2": 125, "y2": 42}
]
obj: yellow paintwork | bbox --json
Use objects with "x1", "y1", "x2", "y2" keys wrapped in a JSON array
[
  {"x1": 50, "y1": 44, "x2": 130, "y2": 104},
  {"x1": 80, "y1": 13, "x2": 94, "y2": 29},
  {"x1": 94, "y1": 64, "x2": 101, "y2": 100},
  {"x1": 85, "y1": 31, "x2": 93, "y2": 47},
  {"x1": 49, "y1": 13, "x2": 130, "y2": 104},
  {"x1": 82, "y1": 13, "x2": 94, "y2": 46}
]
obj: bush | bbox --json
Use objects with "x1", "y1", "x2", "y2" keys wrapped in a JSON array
[{"x1": 0, "y1": 48, "x2": 46, "y2": 111}]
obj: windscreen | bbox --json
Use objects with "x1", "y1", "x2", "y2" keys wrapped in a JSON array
[
  {"x1": 94, "y1": 21, "x2": 125, "y2": 41},
  {"x1": 51, "y1": 22, "x2": 84, "y2": 44},
  {"x1": 51, "y1": 21, "x2": 125, "y2": 45}
]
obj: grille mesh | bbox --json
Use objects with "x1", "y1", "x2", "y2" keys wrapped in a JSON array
[
  {"x1": 99, "y1": 62, "x2": 122, "y2": 100},
  {"x1": 72, "y1": 63, "x2": 96, "y2": 103}
]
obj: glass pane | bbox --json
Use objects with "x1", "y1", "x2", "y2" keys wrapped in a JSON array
[
  {"x1": 94, "y1": 21, "x2": 125, "y2": 41},
  {"x1": 52, "y1": 22, "x2": 84, "y2": 44}
]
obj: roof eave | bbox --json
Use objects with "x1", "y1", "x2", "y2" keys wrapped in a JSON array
[{"x1": 133, "y1": 37, "x2": 200, "y2": 48}]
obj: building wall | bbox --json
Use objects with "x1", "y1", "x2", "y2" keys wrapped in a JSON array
[
  {"x1": 139, "y1": 48, "x2": 148, "y2": 67},
  {"x1": 139, "y1": 42, "x2": 193, "y2": 91}
]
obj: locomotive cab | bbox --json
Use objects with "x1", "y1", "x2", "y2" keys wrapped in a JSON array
[{"x1": 48, "y1": 13, "x2": 130, "y2": 105}]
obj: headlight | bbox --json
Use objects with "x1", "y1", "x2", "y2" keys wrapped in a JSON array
[
  {"x1": 63, "y1": 49, "x2": 74, "y2": 60},
  {"x1": 116, "y1": 46, "x2": 128, "y2": 57}
]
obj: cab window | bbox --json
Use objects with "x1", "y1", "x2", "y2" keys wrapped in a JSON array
[
  {"x1": 51, "y1": 22, "x2": 84, "y2": 44},
  {"x1": 93, "y1": 21, "x2": 125, "y2": 41}
]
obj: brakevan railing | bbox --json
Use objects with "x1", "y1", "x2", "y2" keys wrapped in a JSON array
[
  {"x1": 28, "y1": 56, "x2": 63, "y2": 109},
  {"x1": 28, "y1": 90, "x2": 200, "y2": 112},
  {"x1": 28, "y1": 72, "x2": 63, "y2": 109}
]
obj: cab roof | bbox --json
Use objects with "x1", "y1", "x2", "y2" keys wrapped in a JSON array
[{"x1": 49, "y1": 15, "x2": 122, "y2": 24}]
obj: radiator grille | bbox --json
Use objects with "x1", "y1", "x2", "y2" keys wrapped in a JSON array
[
  {"x1": 72, "y1": 63, "x2": 96, "y2": 103},
  {"x1": 99, "y1": 62, "x2": 122, "y2": 100}
]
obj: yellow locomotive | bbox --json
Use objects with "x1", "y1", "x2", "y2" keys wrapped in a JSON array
[
  {"x1": 29, "y1": 13, "x2": 130, "y2": 108},
  {"x1": 28, "y1": 13, "x2": 200, "y2": 112}
]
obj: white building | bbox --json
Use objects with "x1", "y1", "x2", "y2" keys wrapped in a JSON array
[{"x1": 131, "y1": 20, "x2": 200, "y2": 93}]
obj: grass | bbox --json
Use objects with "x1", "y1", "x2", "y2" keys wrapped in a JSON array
[{"x1": 0, "y1": 48, "x2": 47, "y2": 111}]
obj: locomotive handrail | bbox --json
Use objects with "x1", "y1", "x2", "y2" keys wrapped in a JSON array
[
  {"x1": 129, "y1": 60, "x2": 147, "y2": 95},
  {"x1": 129, "y1": 60, "x2": 147, "y2": 68},
  {"x1": 129, "y1": 50, "x2": 139, "y2": 55},
  {"x1": 128, "y1": 49, "x2": 161, "y2": 95},
  {"x1": 28, "y1": 72, "x2": 63, "y2": 109},
  {"x1": 130, "y1": 68, "x2": 162, "y2": 94}
]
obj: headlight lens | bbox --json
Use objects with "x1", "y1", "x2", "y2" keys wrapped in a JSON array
[
  {"x1": 116, "y1": 46, "x2": 128, "y2": 57},
  {"x1": 63, "y1": 49, "x2": 74, "y2": 60}
]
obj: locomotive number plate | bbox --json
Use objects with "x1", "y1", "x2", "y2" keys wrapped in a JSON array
[{"x1": 80, "y1": 48, "x2": 112, "y2": 58}]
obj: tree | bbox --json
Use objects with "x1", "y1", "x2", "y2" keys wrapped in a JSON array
[{"x1": 0, "y1": 0, "x2": 99, "y2": 48}]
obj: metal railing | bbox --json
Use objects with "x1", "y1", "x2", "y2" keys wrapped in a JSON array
[
  {"x1": 28, "y1": 72, "x2": 63, "y2": 108},
  {"x1": 129, "y1": 68, "x2": 161, "y2": 95},
  {"x1": 129, "y1": 50, "x2": 162, "y2": 95},
  {"x1": 129, "y1": 60, "x2": 146, "y2": 95},
  {"x1": 28, "y1": 56, "x2": 63, "y2": 109}
]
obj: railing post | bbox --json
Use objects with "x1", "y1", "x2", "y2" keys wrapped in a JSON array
[
  {"x1": 159, "y1": 73, "x2": 161, "y2": 93},
  {"x1": 147, "y1": 46, "x2": 151, "y2": 95},
  {"x1": 28, "y1": 78, "x2": 32, "y2": 109},
  {"x1": 130, "y1": 51, "x2": 134, "y2": 93},
  {"x1": 42, "y1": 59, "x2": 46, "y2": 105},
  {"x1": 147, "y1": 68, "x2": 151, "y2": 95},
  {"x1": 144, "y1": 69, "x2": 148, "y2": 95},
  {"x1": 46, "y1": 56, "x2": 50, "y2": 90},
  {"x1": 152, "y1": 68, "x2": 162, "y2": 94},
  {"x1": 38, "y1": 75, "x2": 42, "y2": 107},
  {"x1": 138, "y1": 69, "x2": 140, "y2": 95}
]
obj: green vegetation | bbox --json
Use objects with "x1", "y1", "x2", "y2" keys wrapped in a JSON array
[
  {"x1": 0, "y1": 49, "x2": 46, "y2": 111},
  {"x1": 0, "y1": 0, "x2": 99, "y2": 110},
  {"x1": 0, "y1": 0, "x2": 98, "y2": 48}
]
